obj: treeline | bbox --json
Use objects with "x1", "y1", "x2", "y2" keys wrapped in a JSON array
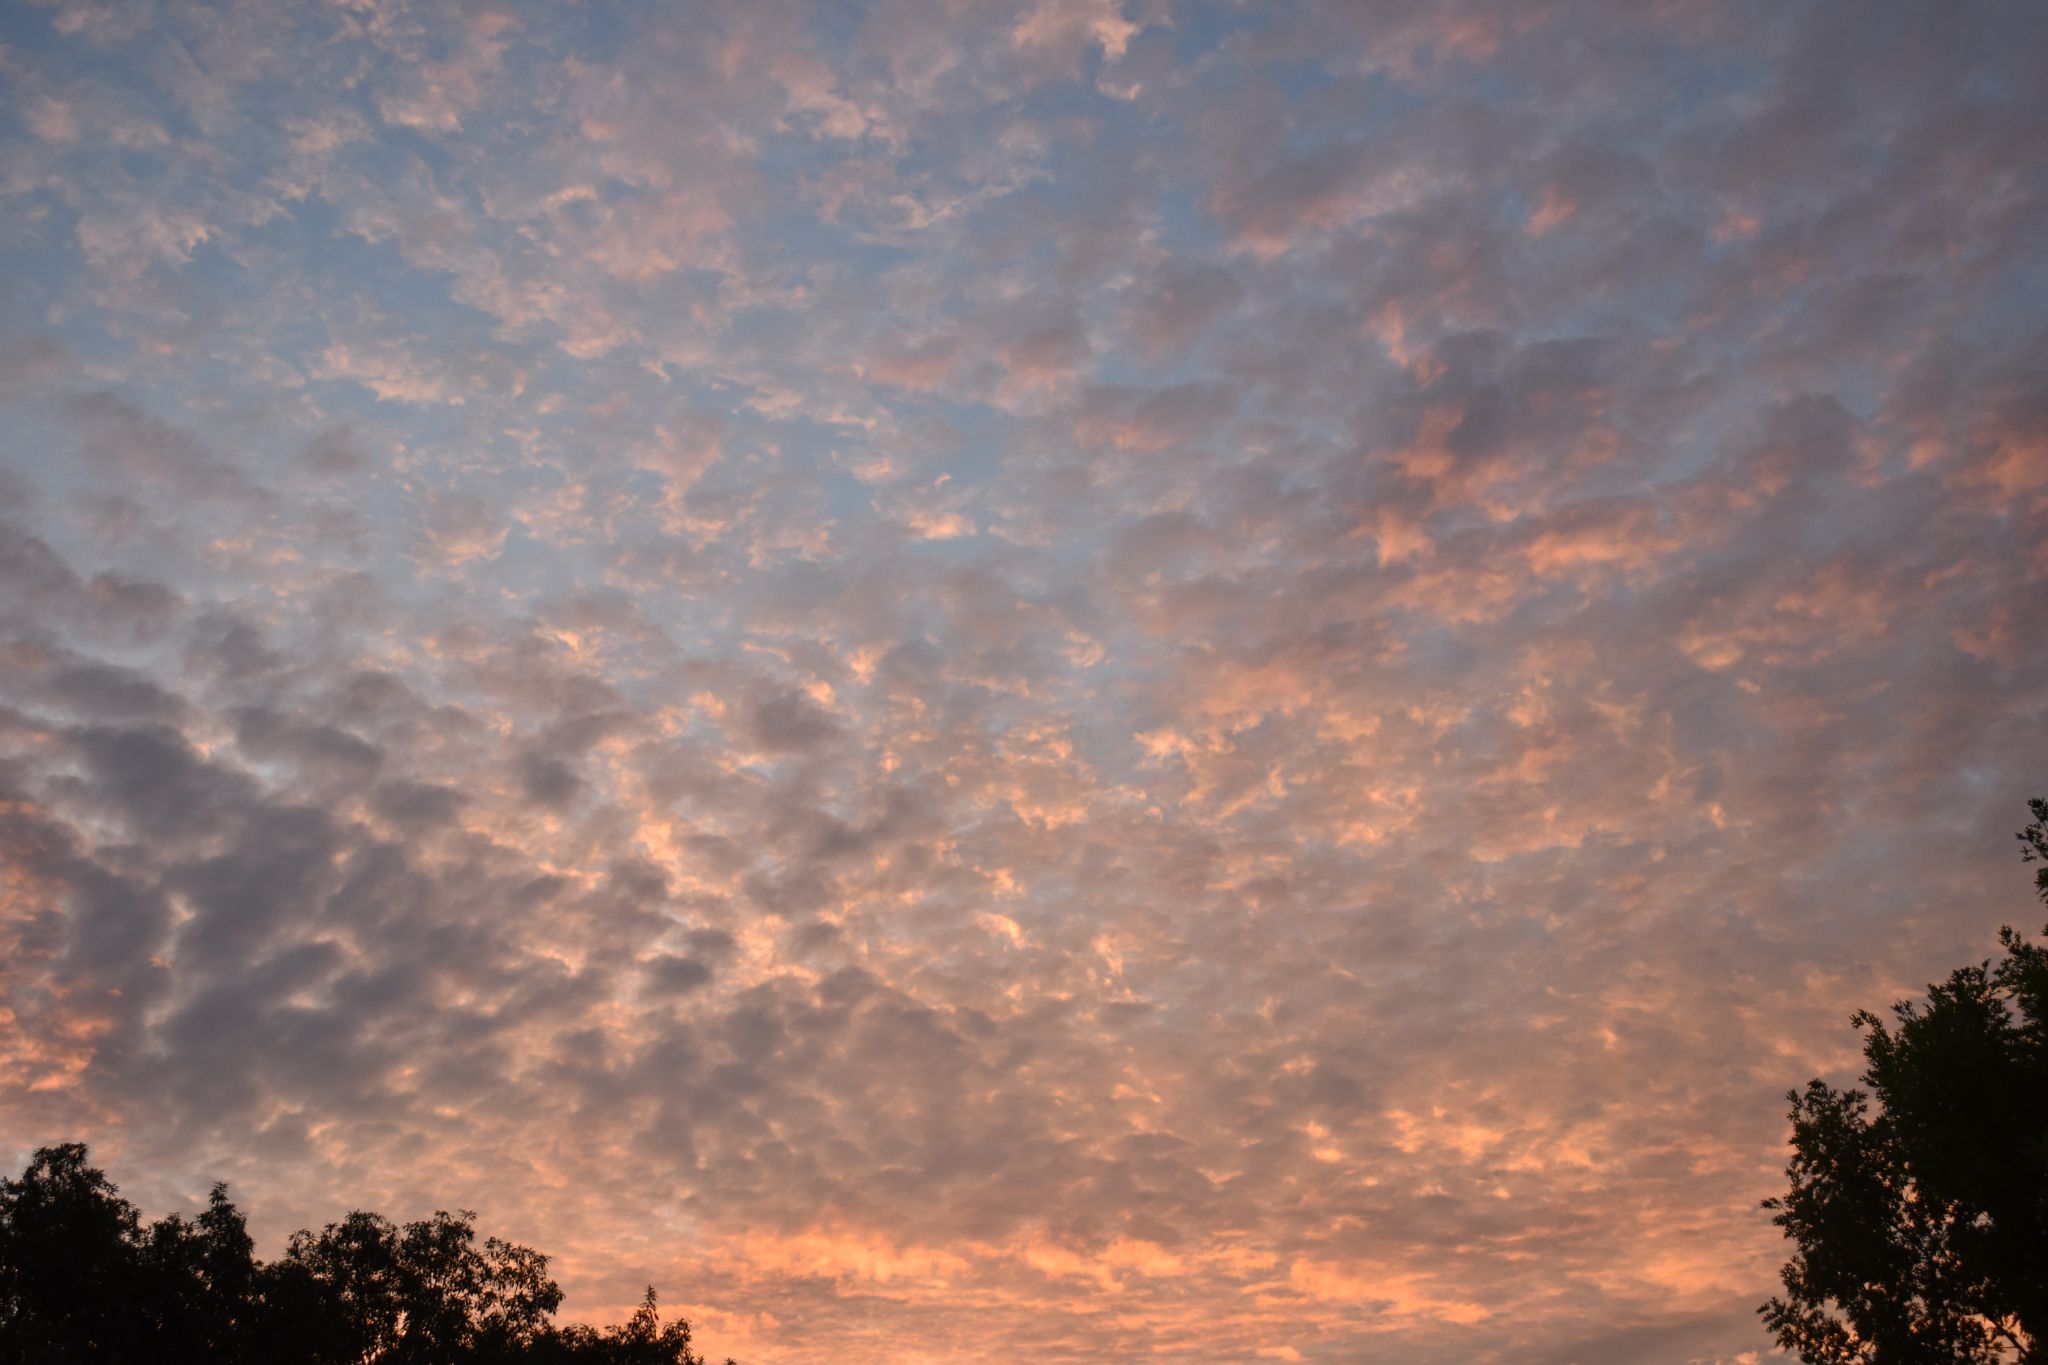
[{"x1": 0, "y1": 1144, "x2": 730, "y2": 1365}]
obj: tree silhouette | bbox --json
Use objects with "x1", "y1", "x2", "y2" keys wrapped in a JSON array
[
  {"x1": 140, "y1": 1183, "x2": 259, "y2": 1361},
  {"x1": 1760, "y1": 798, "x2": 2048, "y2": 1363},
  {"x1": 552, "y1": 1287, "x2": 709, "y2": 1365},
  {"x1": 0, "y1": 1143, "x2": 151, "y2": 1360},
  {"x1": 0, "y1": 1145, "x2": 731, "y2": 1365},
  {"x1": 259, "y1": 1207, "x2": 573, "y2": 1362}
]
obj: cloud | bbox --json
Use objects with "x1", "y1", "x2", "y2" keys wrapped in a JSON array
[{"x1": 2, "y1": 1, "x2": 2046, "y2": 1362}]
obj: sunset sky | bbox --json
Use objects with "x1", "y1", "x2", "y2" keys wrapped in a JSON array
[{"x1": 2, "y1": 1, "x2": 2045, "y2": 1361}]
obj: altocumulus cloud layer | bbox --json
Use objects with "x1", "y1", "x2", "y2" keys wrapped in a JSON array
[{"x1": 2, "y1": 1, "x2": 2045, "y2": 1360}]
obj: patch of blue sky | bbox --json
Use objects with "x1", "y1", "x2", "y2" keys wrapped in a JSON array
[
  {"x1": 1271, "y1": 70, "x2": 1426, "y2": 155},
  {"x1": 763, "y1": 202, "x2": 918, "y2": 289},
  {"x1": 0, "y1": 404, "x2": 76, "y2": 528},
  {"x1": 1, "y1": 222, "x2": 99, "y2": 353},
  {"x1": 1167, "y1": 0, "x2": 1272, "y2": 67},
  {"x1": 0, "y1": 4, "x2": 156, "y2": 95},
  {"x1": 1647, "y1": 27, "x2": 1778, "y2": 122},
  {"x1": 1955, "y1": 243, "x2": 2048, "y2": 354},
  {"x1": 274, "y1": 199, "x2": 481, "y2": 329},
  {"x1": 0, "y1": 2, "x2": 66, "y2": 51}
]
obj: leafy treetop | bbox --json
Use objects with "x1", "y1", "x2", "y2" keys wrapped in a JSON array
[
  {"x1": 1760, "y1": 799, "x2": 2048, "y2": 1364},
  {"x1": 0, "y1": 1143, "x2": 731, "y2": 1365}
]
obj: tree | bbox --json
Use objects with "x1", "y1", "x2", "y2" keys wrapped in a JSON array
[
  {"x1": 1760, "y1": 799, "x2": 2048, "y2": 1364},
  {"x1": 0, "y1": 1144, "x2": 265, "y2": 1363},
  {"x1": 0, "y1": 1142, "x2": 150, "y2": 1361},
  {"x1": 0, "y1": 1145, "x2": 730, "y2": 1363},
  {"x1": 551, "y1": 1287, "x2": 717, "y2": 1365},
  {"x1": 137, "y1": 1183, "x2": 259, "y2": 1362},
  {"x1": 260, "y1": 1207, "x2": 569, "y2": 1363}
]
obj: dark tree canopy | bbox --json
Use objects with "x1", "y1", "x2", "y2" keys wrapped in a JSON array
[
  {"x1": 0, "y1": 1144, "x2": 730, "y2": 1365},
  {"x1": 1760, "y1": 799, "x2": 2048, "y2": 1364}
]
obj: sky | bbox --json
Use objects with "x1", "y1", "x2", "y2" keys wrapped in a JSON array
[{"x1": 1, "y1": 0, "x2": 2045, "y2": 1361}]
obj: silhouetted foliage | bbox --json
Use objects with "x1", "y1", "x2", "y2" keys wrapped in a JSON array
[
  {"x1": 0, "y1": 1145, "x2": 731, "y2": 1365},
  {"x1": 1760, "y1": 798, "x2": 2048, "y2": 1363}
]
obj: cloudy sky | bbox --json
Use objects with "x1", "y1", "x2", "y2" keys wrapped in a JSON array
[{"x1": 2, "y1": 0, "x2": 2045, "y2": 1360}]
